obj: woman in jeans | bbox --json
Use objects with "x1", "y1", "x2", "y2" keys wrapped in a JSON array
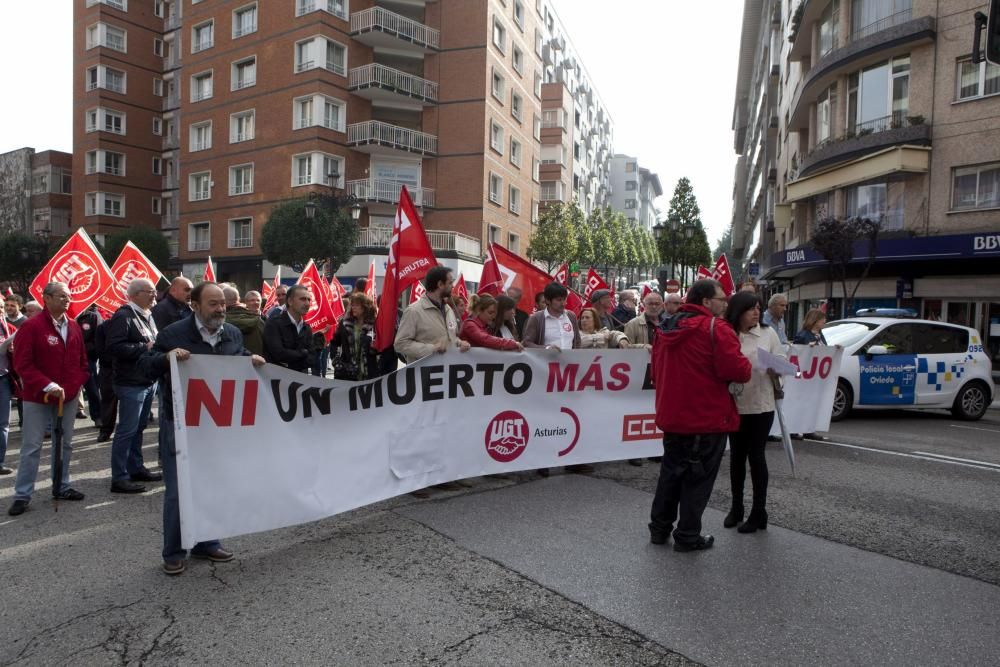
[{"x1": 724, "y1": 291, "x2": 785, "y2": 533}]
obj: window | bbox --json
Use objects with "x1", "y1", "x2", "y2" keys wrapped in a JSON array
[
  {"x1": 291, "y1": 153, "x2": 344, "y2": 187},
  {"x1": 508, "y1": 232, "x2": 520, "y2": 254},
  {"x1": 192, "y1": 21, "x2": 214, "y2": 53},
  {"x1": 492, "y1": 69, "x2": 505, "y2": 101},
  {"x1": 190, "y1": 121, "x2": 212, "y2": 151},
  {"x1": 625, "y1": 161, "x2": 636, "y2": 173},
  {"x1": 86, "y1": 0, "x2": 127, "y2": 11},
  {"x1": 86, "y1": 23, "x2": 127, "y2": 52},
  {"x1": 952, "y1": 162, "x2": 1000, "y2": 210},
  {"x1": 84, "y1": 192, "x2": 125, "y2": 217},
  {"x1": 532, "y1": 157, "x2": 540, "y2": 182},
  {"x1": 509, "y1": 186, "x2": 521, "y2": 214},
  {"x1": 492, "y1": 17, "x2": 506, "y2": 53},
  {"x1": 189, "y1": 172, "x2": 212, "y2": 201},
  {"x1": 230, "y1": 109, "x2": 255, "y2": 143},
  {"x1": 846, "y1": 56, "x2": 909, "y2": 134},
  {"x1": 191, "y1": 71, "x2": 213, "y2": 102},
  {"x1": 846, "y1": 182, "x2": 904, "y2": 229},
  {"x1": 625, "y1": 180, "x2": 637, "y2": 191},
  {"x1": 154, "y1": 38, "x2": 163, "y2": 56},
  {"x1": 533, "y1": 71, "x2": 542, "y2": 98},
  {"x1": 532, "y1": 113, "x2": 541, "y2": 140},
  {"x1": 152, "y1": 197, "x2": 162, "y2": 214},
  {"x1": 818, "y1": 0, "x2": 839, "y2": 58},
  {"x1": 228, "y1": 218, "x2": 253, "y2": 249},
  {"x1": 86, "y1": 107, "x2": 125, "y2": 134},
  {"x1": 296, "y1": 0, "x2": 347, "y2": 19},
  {"x1": 956, "y1": 58, "x2": 1000, "y2": 101},
  {"x1": 490, "y1": 121, "x2": 504, "y2": 154},
  {"x1": 295, "y1": 36, "x2": 347, "y2": 76},
  {"x1": 534, "y1": 28, "x2": 543, "y2": 56},
  {"x1": 510, "y1": 138, "x2": 522, "y2": 167},
  {"x1": 154, "y1": 0, "x2": 163, "y2": 17},
  {"x1": 189, "y1": 222, "x2": 211, "y2": 251},
  {"x1": 511, "y1": 92, "x2": 523, "y2": 121},
  {"x1": 233, "y1": 3, "x2": 258, "y2": 38},
  {"x1": 916, "y1": 323, "x2": 968, "y2": 354},
  {"x1": 152, "y1": 157, "x2": 162, "y2": 175},
  {"x1": 293, "y1": 94, "x2": 345, "y2": 131},
  {"x1": 512, "y1": 45, "x2": 524, "y2": 74},
  {"x1": 230, "y1": 164, "x2": 254, "y2": 195},
  {"x1": 851, "y1": 0, "x2": 912, "y2": 41},
  {"x1": 86, "y1": 65, "x2": 126, "y2": 93},
  {"x1": 864, "y1": 323, "x2": 916, "y2": 356},
  {"x1": 488, "y1": 224, "x2": 501, "y2": 245},
  {"x1": 153, "y1": 78, "x2": 164, "y2": 96},
  {"x1": 489, "y1": 173, "x2": 503, "y2": 205},
  {"x1": 513, "y1": 0, "x2": 524, "y2": 28},
  {"x1": 816, "y1": 85, "x2": 835, "y2": 144},
  {"x1": 152, "y1": 117, "x2": 163, "y2": 135},
  {"x1": 625, "y1": 199, "x2": 637, "y2": 209},
  {"x1": 85, "y1": 150, "x2": 125, "y2": 176},
  {"x1": 232, "y1": 56, "x2": 256, "y2": 90}
]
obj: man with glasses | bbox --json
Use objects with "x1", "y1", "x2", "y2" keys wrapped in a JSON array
[{"x1": 648, "y1": 279, "x2": 751, "y2": 552}]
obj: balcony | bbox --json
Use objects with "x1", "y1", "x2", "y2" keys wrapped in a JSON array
[
  {"x1": 163, "y1": 132, "x2": 179, "y2": 150},
  {"x1": 350, "y1": 7, "x2": 439, "y2": 53},
  {"x1": 161, "y1": 206, "x2": 178, "y2": 231},
  {"x1": 540, "y1": 182, "x2": 566, "y2": 201},
  {"x1": 349, "y1": 63, "x2": 437, "y2": 106},
  {"x1": 356, "y1": 226, "x2": 480, "y2": 258},
  {"x1": 347, "y1": 179, "x2": 435, "y2": 208},
  {"x1": 347, "y1": 120, "x2": 437, "y2": 156},
  {"x1": 163, "y1": 89, "x2": 180, "y2": 111},
  {"x1": 166, "y1": 11, "x2": 181, "y2": 31},
  {"x1": 798, "y1": 116, "x2": 931, "y2": 178}
]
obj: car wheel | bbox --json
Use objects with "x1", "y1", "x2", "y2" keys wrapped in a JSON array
[
  {"x1": 951, "y1": 381, "x2": 991, "y2": 421},
  {"x1": 831, "y1": 379, "x2": 852, "y2": 422}
]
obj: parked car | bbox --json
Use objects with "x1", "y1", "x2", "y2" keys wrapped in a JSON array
[{"x1": 821, "y1": 317, "x2": 994, "y2": 421}]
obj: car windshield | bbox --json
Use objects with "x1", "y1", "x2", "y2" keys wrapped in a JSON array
[{"x1": 822, "y1": 321, "x2": 878, "y2": 348}]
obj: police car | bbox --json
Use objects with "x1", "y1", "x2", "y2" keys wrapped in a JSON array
[{"x1": 821, "y1": 317, "x2": 995, "y2": 421}]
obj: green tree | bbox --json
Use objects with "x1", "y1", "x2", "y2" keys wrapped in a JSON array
[
  {"x1": 570, "y1": 202, "x2": 593, "y2": 266},
  {"x1": 102, "y1": 226, "x2": 171, "y2": 277},
  {"x1": 261, "y1": 198, "x2": 358, "y2": 272},
  {"x1": 665, "y1": 177, "x2": 711, "y2": 284},
  {"x1": 0, "y1": 232, "x2": 50, "y2": 295},
  {"x1": 588, "y1": 207, "x2": 614, "y2": 272},
  {"x1": 527, "y1": 202, "x2": 577, "y2": 273},
  {"x1": 609, "y1": 211, "x2": 632, "y2": 274},
  {"x1": 630, "y1": 225, "x2": 652, "y2": 282},
  {"x1": 812, "y1": 215, "x2": 881, "y2": 318}
]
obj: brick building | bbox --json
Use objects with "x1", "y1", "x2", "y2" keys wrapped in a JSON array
[{"x1": 0, "y1": 147, "x2": 73, "y2": 237}]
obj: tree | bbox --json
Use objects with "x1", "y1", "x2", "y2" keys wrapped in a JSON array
[
  {"x1": 0, "y1": 232, "x2": 49, "y2": 295},
  {"x1": 667, "y1": 177, "x2": 703, "y2": 229},
  {"x1": 261, "y1": 198, "x2": 358, "y2": 272},
  {"x1": 527, "y1": 202, "x2": 577, "y2": 272},
  {"x1": 102, "y1": 227, "x2": 171, "y2": 274},
  {"x1": 632, "y1": 226, "x2": 654, "y2": 282},
  {"x1": 812, "y1": 215, "x2": 881, "y2": 318},
  {"x1": 665, "y1": 177, "x2": 711, "y2": 285},
  {"x1": 570, "y1": 203, "x2": 593, "y2": 266},
  {"x1": 588, "y1": 207, "x2": 614, "y2": 273},
  {"x1": 608, "y1": 211, "x2": 633, "y2": 281},
  {"x1": 714, "y1": 226, "x2": 733, "y2": 259}
]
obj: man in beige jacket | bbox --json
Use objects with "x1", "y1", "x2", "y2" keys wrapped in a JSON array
[
  {"x1": 623, "y1": 291, "x2": 666, "y2": 349},
  {"x1": 394, "y1": 266, "x2": 471, "y2": 364}
]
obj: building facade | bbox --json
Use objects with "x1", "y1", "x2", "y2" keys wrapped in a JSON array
[
  {"x1": 731, "y1": 0, "x2": 1000, "y2": 364},
  {"x1": 72, "y1": 0, "x2": 616, "y2": 290},
  {"x1": 0, "y1": 148, "x2": 73, "y2": 237},
  {"x1": 609, "y1": 154, "x2": 662, "y2": 232}
]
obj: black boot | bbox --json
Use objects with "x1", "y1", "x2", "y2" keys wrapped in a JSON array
[
  {"x1": 723, "y1": 505, "x2": 744, "y2": 529},
  {"x1": 737, "y1": 509, "x2": 768, "y2": 533}
]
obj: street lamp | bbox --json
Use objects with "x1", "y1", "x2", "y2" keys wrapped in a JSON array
[{"x1": 303, "y1": 171, "x2": 362, "y2": 221}]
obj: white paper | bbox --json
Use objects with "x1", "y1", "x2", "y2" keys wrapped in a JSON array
[{"x1": 757, "y1": 348, "x2": 799, "y2": 376}]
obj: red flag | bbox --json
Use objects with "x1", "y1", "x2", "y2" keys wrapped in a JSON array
[
  {"x1": 712, "y1": 254, "x2": 736, "y2": 296},
  {"x1": 3, "y1": 287, "x2": 12, "y2": 298},
  {"x1": 203, "y1": 256, "x2": 216, "y2": 282},
  {"x1": 96, "y1": 241, "x2": 165, "y2": 313},
  {"x1": 479, "y1": 243, "x2": 553, "y2": 315},
  {"x1": 409, "y1": 280, "x2": 426, "y2": 304},
  {"x1": 329, "y1": 275, "x2": 346, "y2": 301},
  {"x1": 553, "y1": 263, "x2": 569, "y2": 286},
  {"x1": 364, "y1": 262, "x2": 376, "y2": 301},
  {"x1": 565, "y1": 288, "x2": 586, "y2": 316},
  {"x1": 454, "y1": 272, "x2": 469, "y2": 303},
  {"x1": 262, "y1": 266, "x2": 281, "y2": 314},
  {"x1": 696, "y1": 265, "x2": 713, "y2": 280},
  {"x1": 583, "y1": 268, "x2": 611, "y2": 304},
  {"x1": 638, "y1": 284, "x2": 652, "y2": 314},
  {"x1": 373, "y1": 185, "x2": 438, "y2": 352},
  {"x1": 261, "y1": 280, "x2": 273, "y2": 304},
  {"x1": 29, "y1": 227, "x2": 116, "y2": 319},
  {"x1": 299, "y1": 260, "x2": 337, "y2": 340},
  {"x1": 328, "y1": 275, "x2": 346, "y2": 339}
]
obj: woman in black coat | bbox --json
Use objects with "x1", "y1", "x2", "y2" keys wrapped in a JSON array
[{"x1": 331, "y1": 293, "x2": 379, "y2": 381}]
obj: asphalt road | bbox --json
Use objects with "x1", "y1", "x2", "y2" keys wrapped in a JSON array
[{"x1": 1, "y1": 407, "x2": 998, "y2": 664}]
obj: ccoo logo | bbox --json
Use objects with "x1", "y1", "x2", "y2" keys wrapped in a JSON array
[
  {"x1": 485, "y1": 410, "x2": 529, "y2": 462},
  {"x1": 49, "y1": 251, "x2": 100, "y2": 301}
]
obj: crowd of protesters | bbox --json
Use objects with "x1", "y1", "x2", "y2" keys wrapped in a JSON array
[{"x1": 1, "y1": 262, "x2": 800, "y2": 569}]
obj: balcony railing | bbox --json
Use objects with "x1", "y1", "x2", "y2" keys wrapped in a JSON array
[
  {"x1": 347, "y1": 120, "x2": 437, "y2": 155},
  {"x1": 850, "y1": 110, "x2": 907, "y2": 136},
  {"x1": 851, "y1": 8, "x2": 912, "y2": 42},
  {"x1": 164, "y1": 133, "x2": 179, "y2": 150},
  {"x1": 350, "y1": 7, "x2": 440, "y2": 50},
  {"x1": 348, "y1": 179, "x2": 435, "y2": 208},
  {"x1": 164, "y1": 90, "x2": 180, "y2": 110},
  {"x1": 166, "y1": 12, "x2": 181, "y2": 31},
  {"x1": 357, "y1": 226, "x2": 480, "y2": 257},
  {"x1": 540, "y1": 182, "x2": 565, "y2": 201},
  {"x1": 349, "y1": 63, "x2": 438, "y2": 102}
]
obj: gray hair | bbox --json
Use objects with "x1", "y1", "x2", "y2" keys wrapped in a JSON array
[
  {"x1": 24, "y1": 300, "x2": 42, "y2": 311},
  {"x1": 643, "y1": 291, "x2": 664, "y2": 305},
  {"x1": 222, "y1": 285, "x2": 240, "y2": 306},
  {"x1": 768, "y1": 293, "x2": 788, "y2": 307},
  {"x1": 244, "y1": 290, "x2": 262, "y2": 301},
  {"x1": 42, "y1": 282, "x2": 70, "y2": 297},
  {"x1": 127, "y1": 278, "x2": 155, "y2": 298},
  {"x1": 618, "y1": 290, "x2": 637, "y2": 302}
]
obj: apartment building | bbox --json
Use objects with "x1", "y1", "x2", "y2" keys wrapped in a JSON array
[
  {"x1": 73, "y1": 0, "x2": 616, "y2": 289},
  {"x1": 609, "y1": 154, "x2": 662, "y2": 232},
  {"x1": 731, "y1": 0, "x2": 1000, "y2": 361},
  {"x1": 0, "y1": 148, "x2": 73, "y2": 237}
]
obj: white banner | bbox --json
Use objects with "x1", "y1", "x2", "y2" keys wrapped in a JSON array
[
  {"x1": 170, "y1": 346, "x2": 841, "y2": 547},
  {"x1": 770, "y1": 344, "x2": 844, "y2": 436}
]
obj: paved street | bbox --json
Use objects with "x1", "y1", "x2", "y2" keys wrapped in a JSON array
[{"x1": 1, "y1": 406, "x2": 998, "y2": 665}]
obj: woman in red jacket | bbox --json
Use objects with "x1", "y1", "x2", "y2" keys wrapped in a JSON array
[{"x1": 460, "y1": 294, "x2": 523, "y2": 351}]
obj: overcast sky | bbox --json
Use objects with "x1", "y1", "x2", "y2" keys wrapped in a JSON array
[{"x1": 0, "y1": 1, "x2": 742, "y2": 246}]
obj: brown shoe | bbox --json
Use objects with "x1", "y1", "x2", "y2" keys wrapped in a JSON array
[
  {"x1": 162, "y1": 559, "x2": 186, "y2": 575},
  {"x1": 191, "y1": 547, "x2": 234, "y2": 563}
]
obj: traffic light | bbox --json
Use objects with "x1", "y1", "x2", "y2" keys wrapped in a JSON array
[{"x1": 975, "y1": 0, "x2": 1000, "y2": 66}]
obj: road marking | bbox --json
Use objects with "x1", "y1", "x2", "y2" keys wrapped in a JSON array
[
  {"x1": 805, "y1": 438, "x2": 1000, "y2": 472},
  {"x1": 913, "y1": 452, "x2": 1000, "y2": 469},
  {"x1": 950, "y1": 424, "x2": 1000, "y2": 434},
  {"x1": 85, "y1": 501, "x2": 116, "y2": 510},
  {"x1": 0, "y1": 520, "x2": 15, "y2": 527}
]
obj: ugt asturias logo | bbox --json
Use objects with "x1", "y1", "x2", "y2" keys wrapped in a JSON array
[
  {"x1": 50, "y1": 251, "x2": 101, "y2": 301},
  {"x1": 485, "y1": 410, "x2": 528, "y2": 462}
]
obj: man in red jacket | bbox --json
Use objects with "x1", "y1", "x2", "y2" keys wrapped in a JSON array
[
  {"x1": 649, "y1": 279, "x2": 752, "y2": 552},
  {"x1": 7, "y1": 282, "x2": 90, "y2": 516}
]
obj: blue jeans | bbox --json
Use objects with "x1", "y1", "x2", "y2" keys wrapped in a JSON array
[
  {"x1": 160, "y1": 416, "x2": 221, "y2": 561},
  {"x1": 14, "y1": 397, "x2": 79, "y2": 501},
  {"x1": 312, "y1": 346, "x2": 330, "y2": 377},
  {"x1": 110, "y1": 383, "x2": 156, "y2": 482},
  {"x1": 0, "y1": 375, "x2": 11, "y2": 466}
]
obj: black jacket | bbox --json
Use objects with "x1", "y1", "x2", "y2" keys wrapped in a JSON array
[
  {"x1": 76, "y1": 307, "x2": 103, "y2": 361},
  {"x1": 151, "y1": 294, "x2": 192, "y2": 333},
  {"x1": 514, "y1": 309, "x2": 530, "y2": 339},
  {"x1": 330, "y1": 315, "x2": 378, "y2": 381},
  {"x1": 139, "y1": 316, "x2": 249, "y2": 421},
  {"x1": 263, "y1": 312, "x2": 314, "y2": 372},
  {"x1": 106, "y1": 304, "x2": 158, "y2": 387},
  {"x1": 610, "y1": 304, "x2": 636, "y2": 332}
]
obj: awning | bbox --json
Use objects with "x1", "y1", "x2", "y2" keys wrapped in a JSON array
[{"x1": 786, "y1": 145, "x2": 930, "y2": 202}]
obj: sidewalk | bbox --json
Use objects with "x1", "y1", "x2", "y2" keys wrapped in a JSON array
[{"x1": 401, "y1": 475, "x2": 1000, "y2": 667}]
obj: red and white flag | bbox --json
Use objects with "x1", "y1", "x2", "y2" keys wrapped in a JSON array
[
  {"x1": 261, "y1": 280, "x2": 273, "y2": 305},
  {"x1": 583, "y1": 268, "x2": 613, "y2": 306},
  {"x1": 299, "y1": 260, "x2": 338, "y2": 342},
  {"x1": 96, "y1": 242, "x2": 165, "y2": 313},
  {"x1": 409, "y1": 281, "x2": 426, "y2": 304},
  {"x1": 712, "y1": 254, "x2": 736, "y2": 296},
  {"x1": 553, "y1": 263, "x2": 569, "y2": 286},
  {"x1": 373, "y1": 185, "x2": 438, "y2": 352},
  {"x1": 328, "y1": 275, "x2": 346, "y2": 333},
  {"x1": 262, "y1": 266, "x2": 281, "y2": 315},
  {"x1": 329, "y1": 275, "x2": 346, "y2": 301},
  {"x1": 454, "y1": 272, "x2": 469, "y2": 303},
  {"x1": 203, "y1": 256, "x2": 216, "y2": 283},
  {"x1": 364, "y1": 262, "x2": 377, "y2": 302},
  {"x1": 638, "y1": 284, "x2": 652, "y2": 314},
  {"x1": 696, "y1": 265, "x2": 713, "y2": 280},
  {"x1": 479, "y1": 243, "x2": 552, "y2": 315},
  {"x1": 29, "y1": 228, "x2": 116, "y2": 319},
  {"x1": 3, "y1": 287, "x2": 12, "y2": 298}
]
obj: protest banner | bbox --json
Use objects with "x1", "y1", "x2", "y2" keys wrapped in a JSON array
[{"x1": 769, "y1": 344, "x2": 844, "y2": 436}]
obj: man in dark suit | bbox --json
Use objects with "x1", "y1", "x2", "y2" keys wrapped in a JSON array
[
  {"x1": 506, "y1": 287, "x2": 530, "y2": 339},
  {"x1": 262, "y1": 284, "x2": 315, "y2": 373}
]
